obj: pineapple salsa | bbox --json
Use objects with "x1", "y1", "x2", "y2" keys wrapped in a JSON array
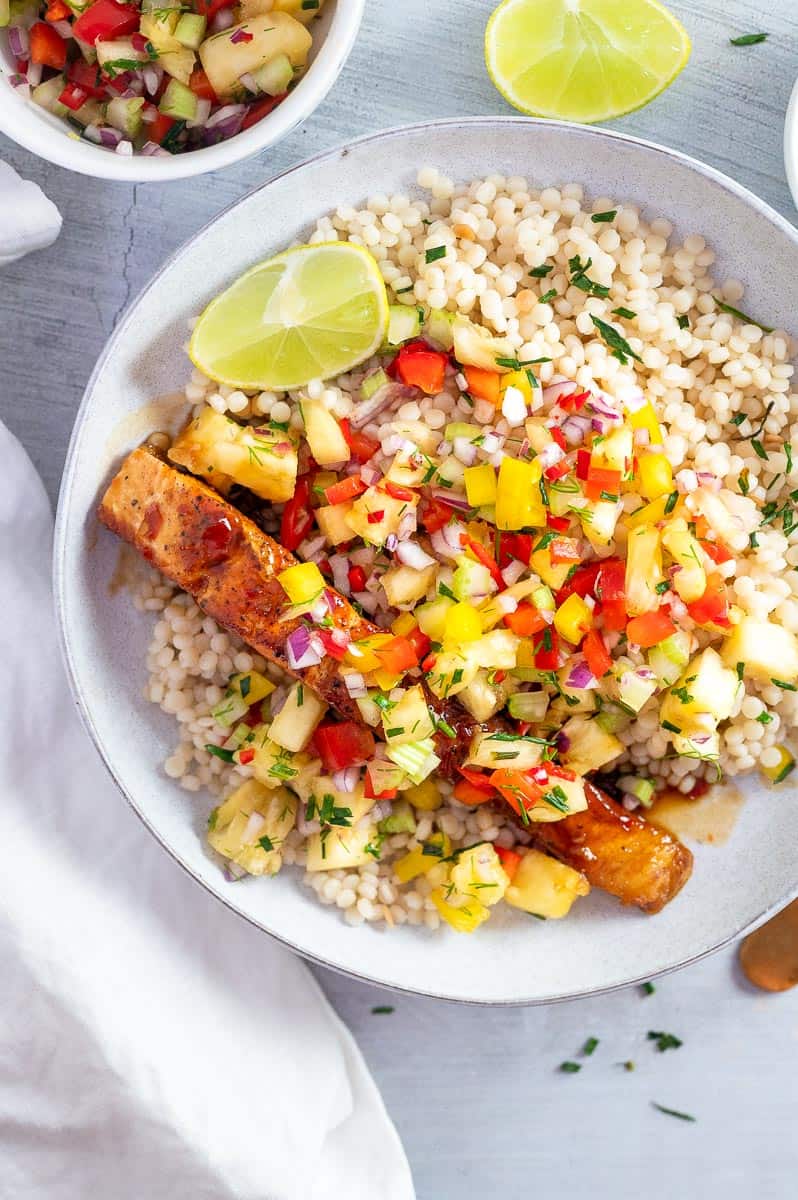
[
  {"x1": 133, "y1": 171, "x2": 798, "y2": 933},
  {"x1": 4, "y1": 0, "x2": 325, "y2": 155}
]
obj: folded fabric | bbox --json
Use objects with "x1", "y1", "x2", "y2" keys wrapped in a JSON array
[
  {"x1": 0, "y1": 160, "x2": 62, "y2": 267},
  {"x1": 0, "y1": 420, "x2": 414, "y2": 1200}
]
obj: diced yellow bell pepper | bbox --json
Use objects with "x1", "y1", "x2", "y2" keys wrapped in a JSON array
[
  {"x1": 554, "y1": 593, "x2": 593, "y2": 644},
  {"x1": 430, "y1": 888, "x2": 491, "y2": 932},
  {"x1": 391, "y1": 612, "x2": 418, "y2": 638},
  {"x1": 404, "y1": 779, "x2": 443, "y2": 811},
  {"x1": 463, "y1": 463, "x2": 498, "y2": 507},
  {"x1": 393, "y1": 832, "x2": 451, "y2": 883},
  {"x1": 372, "y1": 668, "x2": 404, "y2": 691},
  {"x1": 444, "y1": 601, "x2": 483, "y2": 645},
  {"x1": 627, "y1": 398, "x2": 663, "y2": 445},
  {"x1": 277, "y1": 561, "x2": 325, "y2": 604},
  {"x1": 761, "y1": 745, "x2": 796, "y2": 784},
  {"x1": 343, "y1": 633, "x2": 394, "y2": 673},
  {"x1": 626, "y1": 494, "x2": 672, "y2": 529},
  {"x1": 495, "y1": 456, "x2": 545, "y2": 530},
  {"x1": 229, "y1": 670, "x2": 275, "y2": 706},
  {"x1": 637, "y1": 451, "x2": 674, "y2": 500},
  {"x1": 415, "y1": 597, "x2": 453, "y2": 642}
]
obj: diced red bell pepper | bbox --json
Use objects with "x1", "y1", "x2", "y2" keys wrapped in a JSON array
[
  {"x1": 340, "y1": 418, "x2": 379, "y2": 464},
  {"x1": 576, "y1": 448, "x2": 591, "y2": 481},
  {"x1": 594, "y1": 558, "x2": 627, "y2": 630},
  {"x1": 238, "y1": 747, "x2": 255, "y2": 766},
  {"x1": 582, "y1": 628, "x2": 613, "y2": 679},
  {"x1": 549, "y1": 536, "x2": 581, "y2": 565},
  {"x1": 421, "y1": 498, "x2": 458, "y2": 534},
  {"x1": 366, "y1": 510, "x2": 385, "y2": 524},
  {"x1": 463, "y1": 365, "x2": 501, "y2": 405},
  {"x1": 393, "y1": 342, "x2": 447, "y2": 395},
  {"x1": 559, "y1": 389, "x2": 590, "y2": 412},
  {"x1": 457, "y1": 766, "x2": 495, "y2": 794},
  {"x1": 498, "y1": 532, "x2": 533, "y2": 568},
  {"x1": 29, "y1": 21, "x2": 67, "y2": 68},
  {"x1": 454, "y1": 780, "x2": 495, "y2": 806},
  {"x1": 72, "y1": 0, "x2": 140, "y2": 46},
  {"x1": 242, "y1": 700, "x2": 264, "y2": 729},
  {"x1": 58, "y1": 83, "x2": 89, "y2": 112},
  {"x1": 546, "y1": 513, "x2": 570, "y2": 533},
  {"x1": 240, "y1": 93, "x2": 286, "y2": 131},
  {"x1": 406, "y1": 625, "x2": 431, "y2": 661},
  {"x1": 324, "y1": 476, "x2": 367, "y2": 506},
  {"x1": 504, "y1": 602, "x2": 548, "y2": 637},
  {"x1": 316, "y1": 629, "x2": 349, "y2": 661},
  {"x1": 493, "y1": 844, "x2": 522, "y2": 880},
  {"x1": 686, "y1": 575, "x2": 731, "y2": 627},
  {"x1": 67, "y1": 58, "x2": 106, "y2": 97},
  {"x1": 193, "y1": 0, "x2": 236, "y2": 18},
  {"x1": 700, "y1": 539, "x2": 734, "y2": 566},
  {"x1": 461, "y1": 534, "x2": 504, "y2": 589},
  {"x1": 546, "y1": 763, "x2": 577, "y2": 782},
  {"x1": 549, "y1": 426, "x2": 567, "y2": 451},
  {"x1": 374, "y1": 636, "x2": 418, "y2": 676},
  {"x1": 348, "y1": 565, "x2": 367, "y2": 593},
  {"x1": 382, "y1": 480, "x2": 416, "y2": 502},
  {"x1": 533, "y1": 627, "x2": 560, "y2": 670},
  {"x1": 626, "y1": 609, "x2": 677, "y2": 648},
  {"x1": 189, "y1": 68, "x2": 218, "y2": 104},
  {"x1": 280, "y1": 476, "x2": 314, "y2": 551},
  {"x1": 489, "y1": 768, "x2": 544, "y2": 822},
  {"x1": 585, "y1": 465, "x2": 622, "y2": 501},
  {"x1": 45, "y1": 0, "x2": 71, "y2": 20},
  {"x1": 148, "y1": 112, "x2": 178, "y2": 145},
  {"x1": 313, "y1": 721, "x2": 376, "y2": 773},
  {"x1": 544, "y1": 459, "x2": 571, "y2": 482}
]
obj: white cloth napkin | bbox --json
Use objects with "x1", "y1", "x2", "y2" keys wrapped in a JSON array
[
  {"x1": 0, "y1": 160, "x2": 62, "y2": 266},
  {"x1": 0, "y1": 420, "x2": 414, "y2": 1200}
]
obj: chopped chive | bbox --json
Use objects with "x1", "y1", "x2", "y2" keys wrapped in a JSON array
[
  {"x1": 771, "y1": 678, "x2": 797, "y2": 691},
  {"x1": 655, "y1": 580, "x2": 669, "y2": 594},
  {"x1": 371, "y1": 1005, "x2": 394, "y2": 1014},
  {"x1": 540, "y1": 288, "x2": 557, "y2": 304},
  {"x1": 662, "y1": 720, "x2": 681, "y2": 734},
  {"x1": 664, "y1": 491, "x2": 679, "y2": 515},
  {"x1": 736, "y1": 662, "x2": 745, "y2": 681},
  {"x1": 395, "y1": 284, "x2": 415, "y2": 294},
  {"x1": 591, "y1": 209, "x2": 617, "y2": 222},
  {"x1": 648, "y1": 1030, "x2": 683, "y2": 1052},
  {"x1": 529, "y1": 263, "x2": 553, "y2": 278},
  {"x1": 751, "y1": 439, "x2": 768, "y2": 460},
  {"x1": 652, "y1": 1102, "x2": 696, "y2": 1123},
  {"x1": 590, "y1": 315, "x2": 642, "y2": 364},
  {"x1": 756, "y1": 711, "x2": 773, "y2": 724},
  {"x1": 560, "y1": 1061, "x2": 581, "y2": 1073},
  {"x1": 205, "y1": 744, "x2": 235, "y2": 762},
  {"x1": 612, "y1": 306, "x2": 637, "y2": 319},
  {"x1": 729, "y1": 31, "x2": 767, "y2": 45},
  {"x1": 749, "y1": 532, "x2": 759, "y2": 549},
  {"x1": 738, "y1": 469, "x2": 750, "y2": 495},
  {"x1": 425, "y1": 245, "x2": 446, "y2": 263},
  {"x1": 677, "y1": 314, "x2": 690, "y2": 329},
  {"x1": 729, "y1": 412, "x2": 747, "y2": 426},
  {"x1": 713, "y1": 295, "x2": 773, "y2": 333},
  {"x1": 258, "y1": 835, "x2": 274, "y2": 852}
]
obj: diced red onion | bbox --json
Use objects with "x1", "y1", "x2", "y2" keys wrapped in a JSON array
[
  {"x1": 243, "y1": 812, "x2": 267, "y2": 842},
  {"x1": 140, "y1": 141, "x2": 170, "y2": 157},
  {"x1": 225, "y1": 862, "x2": 248, "y2": 881},
  {"x1": 696, "y1": 472, "x2": 721, "y2": 492},
  {"x1": 270, "y1": 685, "x2": 287, "y2": 716},
  {"x1": 538, "y1": 442, "x2": 565, "y2": 470},
  {"x1": 142, "y1": 64, "x2": 163, "y2": 96},
  {"x1": 353, "y1": 589, "x2": 378, "y2": 614},
  {"x1": 329, "y1": 555, "x2": 350, "y2": 594},
  {"x1": 206, "y1": 102, "x2": 247, "y2": 130},
  {"x1": 349, "y1": 383, "x2": 414, "y2": 430},
  {"x1": 365, "y1": 571, "x2": 384, "y2": 594},
  {"x1": 82, "y1": 124, "x2": 103, "y2": 145},
  {"x1": 430, "y1": 490, "x2": 470, "y2": 510},
  {"x1": 669, "y1": 596, "x2": 688, "y2": 623},
  {"x1": 588, "y1": 393, "x2": 623, "y2": 424},
  {"x1": 331, "y1": 766, "x2": 360, "y2": 793},
  {"x1": 565, "y1": 660, "x2": 597, "y2": 690},
  {"x1": 501, "y1": 561, "x2": 526, "y2": 587},
  {"x1": 635, "y1": 666, "x2": 656, "y2": 682},
  {"x1": 99, "y1": 126, "x2": 123, "y2": 148},
  {"x1": 286, "y1": 626, "x2": 322, "y2": 670},
  {"x1": 187, "y1": 97, "x2": 212, "y2": 128},
  {"x1": 496, "y1": 590, "x2": 519, "y2": 612},
  {"x1": 210, "y1": 7, "x2": 235, "y2": 30},
  {"x1": 230, "y1": 26, "x2": 254, "y2": 43},
  {"x1": 384, "y1": 533, "x2": 398, "y2": 552},
  {"x1": 359, "y1": 463, "x2": 381, "y2": 486},
  {"x1": 26, "y1": 60, "x2": 42, "y2": 87},
  {"x1": 379, "y1": 432, "x2": 404, "y2": 457},
  {"x1": 343, "y1": 672, "x2": 367, "y2": 699},
  {"x1": 8, "y1": 25, "x2": 29, "y2": 60},
  {"x1": 297, "y1": 533, "x2": 326, "y2": 561},
  {"x1": 396, "y1": 540, "x2": 436, "y2": 570},
  {"x1": 676, "y1": 468, "x2": 698, "y2": 493},
  {"x1": 397, "y1": 510, "x2": 417, "y2": 541},
  {"x1": 51, "y1": 18, "x2": 73, "y2": 37},
  {"x1": 349, "y1": 546, "x2": 376, "y2": 567},
  {"x1": 115, "y1": 139, "x2": 134, "y2": 156},
  {"x1": 8, "y1": 74, "x2": 30, "y2": 97},
  {"x1": 481, "y1": 432, "x2": 501, "y2": 454},
  {"x1": 452, "y1": 436, "x2": 478, "y2": 466},
  {"x1": 623, "y1": 388, "x2": 647, "y2": 414},
  {"x1": 239, "y1": 70, "x2": 259, "y2": 93},
  {"x1": 633, "y1": 427, "x2": 651, "y2": 447},
  {"x1": 431, "y1": 521, "x2": 466, "y2": 559}
]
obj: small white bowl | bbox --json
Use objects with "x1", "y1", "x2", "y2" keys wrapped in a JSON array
[
  {"x1": 784, "y1": 76, "x2": 798, "y2": 211},
  {"x1": 0, "y1": 0, "x2": 363, "y2": 182}
]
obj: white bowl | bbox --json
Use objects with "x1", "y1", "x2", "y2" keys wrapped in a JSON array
[
  {"x1": 0, "y1": 0, "x2": 363, "y2": 181},
  {"x1": 55, "y1": 118, "x2": 798, "y2": 1003},
  {"x1": 784, "y1": 76, "x2": 798, "y2": 211}
]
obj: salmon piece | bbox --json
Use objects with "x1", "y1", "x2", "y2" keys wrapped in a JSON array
[
  {"x1": 532, "y1": 781, "x2": 693, "y2": 914},
  {"x1": 99, "y1": 445, "x2": 692, "y2": 912}
]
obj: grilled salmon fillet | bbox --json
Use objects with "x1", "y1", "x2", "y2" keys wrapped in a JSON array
[{"x1": 98, "y1": 445, "x2": 692, "y2": 912}]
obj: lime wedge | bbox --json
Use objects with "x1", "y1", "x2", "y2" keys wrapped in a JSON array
[
  {"x1": 189, "y1": 242, "x2": 389, "y2": 391},
  {"x1": 485, "y1": 0, "x2": 691, "y2": 124}
]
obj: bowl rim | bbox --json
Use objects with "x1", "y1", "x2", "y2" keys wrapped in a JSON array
[
  {"x1": 54, "y1": 115, "x2": 798, "y2": 1004},
  {"x1": 783, "y1": 76, "x2": 798, "y2": 214},
  {"x1": 0, "y1": 0, "x2": 364, "y2": 182}
]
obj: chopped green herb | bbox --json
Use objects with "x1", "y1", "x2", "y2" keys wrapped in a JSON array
[
  {"x1": 386, "y1": 727, "x2": 405, "y2": 738},
  {"x1": 623, "y1": 1060, "x2": 636, "y2": 1072},
  {"x1": 590, "y1": 315, "x2": 642, "y2": 364},
  {"x1": 771, "y1": 678, "x2": 797, "y2": 691},
  {"x1": 662, "y1": 720, "x2": 682, "y2": 734},
  {"x1": 529, "y1": 263, "x2": 553, "y2": 278},
  {"x1": 205, "y1": 744, "x2": 235, "y2": 763},
  {"x1": 729, "y1": 413, "x2": 747, "y2": 427},
  {"x1": 655, "y1": 580, "x2": 670, "y2": 595},
  {"x1": 258, "y1": 835, "x2": 274, "y2": 852},
  {"x1": 749, "y1": 532, "x2": 759, "y2": 549},
  {"x1": 559, "y1": 1061, "x2": 581, "y2": 1073},
  {"x1": 568, "y1": 254, "x2": 610, "y2": 298},
  {"x1": 495, "y1": 355, "x2": 522, "y2": 369},
  {"x1": 756, "y1": 711, "x2": 774, "y2": 725},
  {"x1": 736, "y1": 662, "x2": 745, "y2": 682},
  {"x1": 422, "y1": 840, "x2": 445, "y2": 857},
  {"x1": 269, "y1": 759, "x2": 298, "y2": 780},
  {"x1": 425, "y1": 245, "x2": 446, "y2": 263},
  {"x1": 395, "y1": 284, "x2": 414, "y2": 294},
  {"x1": 664, "y1": 491, "x2": 679, "y2": 515},
  {"x1": 613, "y1": 306, "x2": 637, "y2": 320},
  {"x1": 452, "y1": 668, "x2": 464, "y2": 685},
  {"x1": 591, "y1": 210, "x2": 617, "y2": 223},
  {"x1": 652, "y1": 1102, "x2": 696, "y2": 1123},
  {"x1": 713, "y1": 296, "x2": 773, "y2": 333},
  {"x1": 671, "y1": 686, "x2": 694, "y2": 704},
  {"x1": 533, "y1": 529, "x2": 557, "y2": 552},
  {"x1": 729, "y1": 31, "x2": 767, "y2": 45},
  {"x1": 435, "y1": 715, "x2": 457, "y2": 740},
  {"x1": 648, "y1": 1030, "x2": 683, "y2": 1052},
  {"x1": 786, "y1": 445, "x2": 794, "y2": 474},
  {"x1": 542, "y1": 785, "x2": 570, "y2": 813},
  {"x1": 371, "y1": 1004, "x2": 394, "y2": 1014},
  {"x1": 539, "y1": 288, "x2": 557, "y2": 304},
  {"x1": 738, "y1": 469, "x2": 750, "y2": 495},
  {"x1": 239, "y1": 675, "x2": 251, "y2": 699},
  {"x1": 677, "y1": 314, "x2": 690, "y2": 329},
  {"x1": 751, "y1": 439, "x2": 768, "y2": 461},
  {"x1": 373, "y1": 694, "x2": 395, "y2": 712},
  {"x1": 438, "y1": 582, "x2": 457, "y2": 601},
  {"x1": 207, "y1": 808, "x2": 218, "y2": 832},
  {"x1": 582, "y1": 1036, "x2": 599, "y2": 1056}
]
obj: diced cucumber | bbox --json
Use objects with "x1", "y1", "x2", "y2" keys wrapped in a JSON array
[
  {"x1": 32, "y1": 75, "x2": 68, "y2": 117},
  {"x1": 106, "y1": 96, "x2": 145, "y2": 139},
  {"x1": 453, "y1": 554, "x2": 495, "y2": 601},
  {"x1": 386, "y1": 303, "x2": 423, "y2": 347},
  {"x1": 212, "y1": 692, "x2": 250, "y2": 728},
  {"x1": 223, "y1": 722, "x2": 253, "y2": 751},
  {"x1": 142, "y1": 0, "x2": 182, "y2": 10},
  {"x1": 385, "y1": 737, "x2": 440, "y2": 785},
  {"x1": 507, "y1": 691, "x2": 549, "y2": 722},
  {"x1": 617, "y1": 775, "x2": 656, "y2": 807},
  {"x1": 159, "y1": 77, "x2": 199, "y2": 121},
  {"x1": 377, "y1": 800, "x2": 417, "y2": 835},
  {"x1": 615, "y1": 664, "x2": 657, "y2": 713},
  {"x1": 444, "y1": 421, "x2": 481, "y2": 441},
  {"x1": 361, "y1": 367, "x2": 388, "y2": 401},
  {"x1": 253, "y1": 51, "x2": 294, "y2": 95},
  {"x1": 595, "y1": 701, "x2": 632, "y2": 734},
  {"x1": 174, "y1": 11, "x2": 207, "y2": 50},
  {"x1": 648, "y1": 630, "x2": 691, "y2": 685},
  {"x1": 96, "y1": 37, "x2": 150, "y2": 69},
  {"x1": 425, "y1": 307, "x2": 455, "y2": 350}
]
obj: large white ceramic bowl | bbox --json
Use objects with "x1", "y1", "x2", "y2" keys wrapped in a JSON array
[
  {"x1": 0, "y1": 0, "x2": 363, "y2": 182},
  {"x1": 55, "y1": 118, "x2": 798, "y2": 1003}
]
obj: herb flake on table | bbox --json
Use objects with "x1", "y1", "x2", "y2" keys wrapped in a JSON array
[
  {"x1": 641, "y1": 981, "x2": 656, "y2": 996},
  {"x1": 371, "y1": 1005, "x2": 394, "y2": 1014},
  {"x1": 729, "y1": 32, "x2": 767, "y2": 45},
  {"x1": 652, "y1": 1102, "x2": 696, "y2": 1122},
  {"x1": 648, "y1": 1030, "x2": 683, "y2": 1052},
  {"x1": 559, "y1": 1061, "x2": 581, "y2": 1073},
  {"x1": 582, "y1": 1036, "x2": 600, "y2": 1056}
]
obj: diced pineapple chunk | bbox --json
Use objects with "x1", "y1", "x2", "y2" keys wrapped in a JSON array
[
  {"x1": 430, "y1": 889, "x2": 491, "y2": 932},
  {"x1": 381, "y1": 562, "x2": 436, "y2": 608},
  {"x1": 393, "y1": 832, "x2": 451, "y2": 882},
  {"x1": 167, "y1": 407, "x2": 236, "y2": 493},
  {"x1": 208, "y1": 781, "x2": 296, "y2": 876},
  {"x1": 661, "y1": 517, "x2": 706, "y2": 603},
  {"x1": 269, "y1": 681, "x2": 326, "y2": 752},
  {"x1": 559, "y1": 714, "x2": 623, "y2": 774},
  {"x1": 199, "y1": 12, "x2": 311, "y2": 100},
  {"x1": 251, "y1": 731, "x2": 309, "y2": 789},
  {"x1": 637, "y1": 451, "x2": 674, "y2": 499},
  {"x1": 591, "y1": 424, "x2": 633, "y2": 475},
  {"x1": 416, "y1": 596, "x2": 454, "y2": 641},
  {"x1": 316, "y1": 501, "x2": 355, "y2": 545},
  {"x1": 449, "y1": 843, "x2": 509, "y2": 907},
  {"x1": 579, "y1": 499, "x2": 621, "y2": 548},
  {"x1": 452, "y1": 315, "x2": 514, "y2": 371},
  {"x1": 382, "y1": 684, "x2": 436, "y2": 746},
  {"x1": 554, "y1": 593, "x2": 593, "y2": 644},
  {"x1": 300, "y1": 397, "x2": 350, "y2": 465},
  {"x1": 168, "y1": 407, "x2": 298, "y2": 501},
  {"x1": 720, "y1": 616, "x2": 798, "y2": 684},
  {"x1": 159, "y1": 46, "x2": 196, "y2": 84},
  {"x1": 346, "y1": 489, "x2": 418, "y2": 547},
  {"x1": 305, "y1": 823, "x2": 379, "y2": 872},
  {"x1": 524, "y1": 775, "x2": 589, "y2": 823},
  {"x1": 504, "y1": 848, "x2": 590, "y2": 918},
  {"x1": 467, "y1": 731, "x2": 546, "y2": 770},
  {"x1": 625, "y1": 524, "x2": 663, "y2": 615},
  {"x1": 531, "y1": 545, "x2": 573, "y2": 590},
  {"x1": 659, "y1": 647, "x2": 740, "y2": 747},
  {"x1": 458, "y1": 670, "x2": 514, "y2": 721}
]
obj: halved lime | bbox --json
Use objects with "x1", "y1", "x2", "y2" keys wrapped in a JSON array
[
  {"x1": 189, "y1": 242, "x2": 389, "y2": 391},
  {"x1": 485, "y1": 0, "x2": 691, "y2": 124}
]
